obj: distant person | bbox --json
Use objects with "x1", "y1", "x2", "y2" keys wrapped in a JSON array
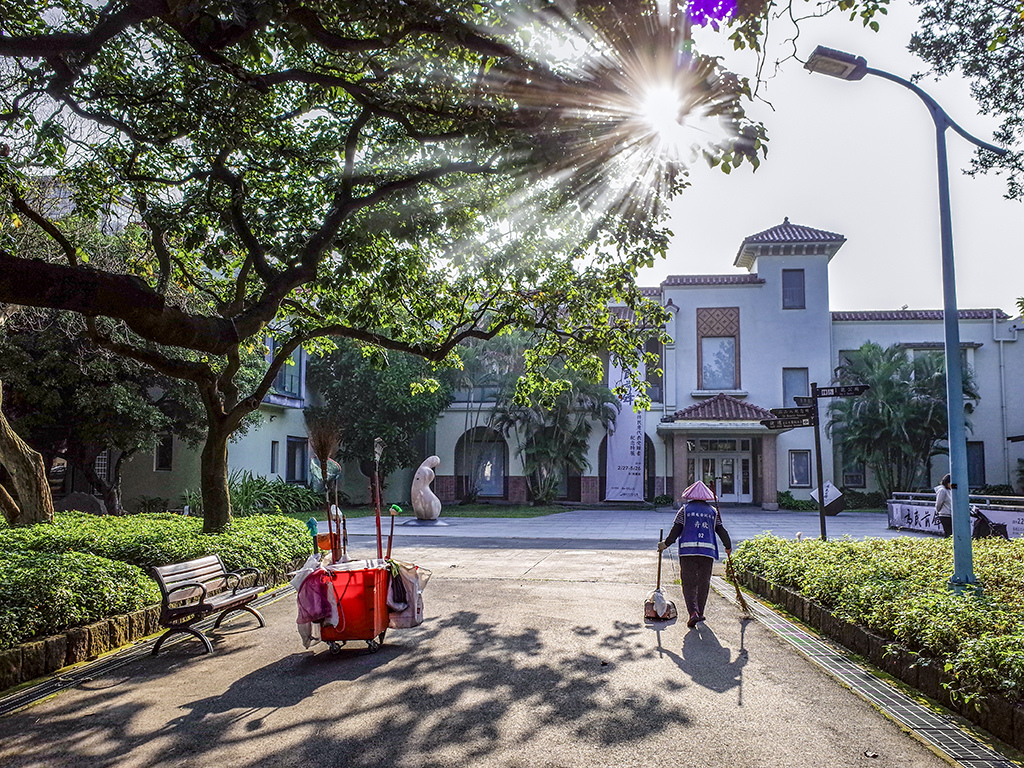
[
  {"x1": 659, "y1": 481, "x2": 732, "y2": 629},
  {"x1": 934, "y1": 474, "x2": 953, "y2": 537}
]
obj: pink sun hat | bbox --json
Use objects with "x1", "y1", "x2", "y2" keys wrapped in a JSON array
[{"x1": 680, "y1": 480, "x2": 717, "y2": 501}]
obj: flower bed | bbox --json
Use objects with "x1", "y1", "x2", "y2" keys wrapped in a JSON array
[{"x1": 733, "y1": 535, "x2": 1024, "y2": 706}]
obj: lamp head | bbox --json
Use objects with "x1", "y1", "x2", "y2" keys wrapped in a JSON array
[{"x1": 804, "y1": 45, "x2": 868, "y2": 81}]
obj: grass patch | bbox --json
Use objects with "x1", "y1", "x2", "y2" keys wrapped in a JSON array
[{"x1": 734, "y1": 535, "x2": 1024, "y2": 706}]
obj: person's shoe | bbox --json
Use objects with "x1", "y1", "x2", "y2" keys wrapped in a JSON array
[
  {"x1": 686, "y1": 612, "x2": 700, "y2": 628},
  {"x1": 697, "y1": 615, "x2": 706, "y2": 624}
]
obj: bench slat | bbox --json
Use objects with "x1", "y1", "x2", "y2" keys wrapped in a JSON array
[{"x1": 153, "y1": 555, "x2": 221, "y2": 577}]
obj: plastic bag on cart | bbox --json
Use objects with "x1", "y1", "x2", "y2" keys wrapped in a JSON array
[{"x1": 387, "y1": 560, "x2": 432, "y2": 628}]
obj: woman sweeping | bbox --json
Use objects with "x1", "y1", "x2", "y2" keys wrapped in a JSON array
[{"x1": 658, "y1": 480, "x2": 733, "y2": 629}]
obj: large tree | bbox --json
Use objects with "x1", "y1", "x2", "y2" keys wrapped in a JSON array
[
  {"x1": 0, "y1": 311, "x2": 215, "y2": 517},
  {"x1": 827, "y1": 342, "x2": 980, "y2": 498},
  {"x1": 0, "y1": 1, "x2": 769, "y2": 531}
]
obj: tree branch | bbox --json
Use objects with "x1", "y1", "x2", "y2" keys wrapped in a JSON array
[{"x1": 9, "y1": 188, "x2": 79, "y2": 266}]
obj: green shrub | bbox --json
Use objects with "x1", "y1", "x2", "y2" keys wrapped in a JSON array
[
  {"x1": 734, "y1": 535, "x2": 1024, "y2": 704},
  {"x1": 0, "y1": 551, "x2": 160, "y2": 650},
  {"x1": 974, "y1": 484, "x2": 1017, "y2": 498},
  {"x1": 776, "y1": 490, "x2": 818, "y2": 511},
  {"x1": 181, "y1": 471, "x2": 324, "y2": 517},
  {"x1": 652, "y1": 494, "x2": 674, "y2": 506},
  {"x1": 0, "y1": 512, "x2": 311, "y2": 571},
  {"x1": 840, "y1": 488, "x2": 888, "y2": 509}
]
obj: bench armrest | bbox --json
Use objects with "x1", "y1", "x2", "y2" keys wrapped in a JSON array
[
  {"x1": 163, "y1": 580, "x2": 209, "y2": 607},
  {"x1": 226, "y1": 568, "x2": 261, "y2": 594}
]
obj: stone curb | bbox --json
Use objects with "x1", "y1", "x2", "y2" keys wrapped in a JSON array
[
  {"x1": 736, "y1": 569, "x2": 1024, "y2": 752},
  {"x1": 0, "y1": 554, "x2": 309, "y2": 693}
]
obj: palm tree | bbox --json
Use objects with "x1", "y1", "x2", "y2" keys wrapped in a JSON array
[
  {"x1": 828, "y1": 342, "x2": 979, "y2": 497},
  {"x1": 491, "y1": 364, "x2": 619, "y2": 504}
]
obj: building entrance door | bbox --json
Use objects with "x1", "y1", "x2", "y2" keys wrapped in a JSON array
[{"x1": 699, "y1": 454, "x2": 753, "y2": 504}]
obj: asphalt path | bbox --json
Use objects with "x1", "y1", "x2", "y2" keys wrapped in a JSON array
[{"x1": 0, "y1": 540, "x2": 949, "y2": 768}]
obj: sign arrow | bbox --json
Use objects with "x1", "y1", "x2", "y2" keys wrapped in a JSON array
[
  {"x1": 770, "y1": 406, "x2": 817, "y2": 418},
  {"x1": 813, "y1": 384, "x2": 871, "y2": 398},
  {"x1": 760, "y1": 417, "x2": 816, "y2": 430}
]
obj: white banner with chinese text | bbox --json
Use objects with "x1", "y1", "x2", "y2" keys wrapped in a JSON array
[{"x1": 605, "y1": 360, "x2": 646, "y2": 502}]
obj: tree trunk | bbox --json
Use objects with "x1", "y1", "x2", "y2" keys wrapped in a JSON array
[
  {"x1": 201, "y1": 421, "x2": 233, "y2": 533},
  {"x1": 0, "y1": 381, "x2": 54, "y2": 526}
]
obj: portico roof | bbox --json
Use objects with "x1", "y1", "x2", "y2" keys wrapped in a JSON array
[{"x1": 665, "y1": 392, "x2": 774, "y2": 422}]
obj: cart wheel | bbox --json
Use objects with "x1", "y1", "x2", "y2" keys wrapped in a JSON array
[
  {"x1": 328, "y1": 641, "x2": 344, "y2": 655},
  {"x1": 366, "y1": 638, "x2": 380, "y2": 654}
]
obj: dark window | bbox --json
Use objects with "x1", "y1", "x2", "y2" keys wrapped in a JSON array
[
  {"x1": 782, "y1": 367, "x2": 809, "y2": 406},
  {"x1": 286, "y1": 437, "x2": 308, "y2": 483},
  {"x1": 782, "y1": 269, "x2": 805, "y2": 309},
  {"x1": 270, "y1": 440, "x2": 280, "y2": 474},
  {"x1": 644, "y1": 337, "x2": 663, "y2": 402},
  {"x1": 967, "y1": 441, "x2": 986, "y2": 489},
  {"x1": 155, "y1": 434, "x2": 173, "y2": 472},
  {"x1": 269, "y1": 341, "x2": 302, "y2": 397},
  {"x1": 789, "y1": 450, "x2": 811, "y2": 487},
  {"x1": 701, "y1": 336, "x2": 737, "y2": 389},
  {"x1": 843, "y1": 458, "x2": 866, "y2": 488}
]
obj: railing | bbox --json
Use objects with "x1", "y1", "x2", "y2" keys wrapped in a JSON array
[{"x1": 888, "y1": 491, "x2": 1024, "y2": 538}]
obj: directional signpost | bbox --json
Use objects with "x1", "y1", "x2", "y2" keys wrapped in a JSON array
[{"x1": 760, "y1": 382, "x2": 870, "y2": 541}]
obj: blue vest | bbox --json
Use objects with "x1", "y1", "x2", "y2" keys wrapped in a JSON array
[{"x1": 677, "y1": 500, "x2": 719, "y2": 559}]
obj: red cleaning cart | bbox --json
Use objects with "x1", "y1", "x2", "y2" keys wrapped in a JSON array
[{"x1": 319, "y1": 558, "x2": 390, "y2": 654}]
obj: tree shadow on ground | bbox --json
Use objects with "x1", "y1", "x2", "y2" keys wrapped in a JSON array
[{"x1": 0, "y1": 606, "x2": 692, "y2": 768}]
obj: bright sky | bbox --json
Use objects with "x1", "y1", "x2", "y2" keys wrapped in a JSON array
[{"x1": 637, "y1": 2, "x2": 1024, "y2": 316}]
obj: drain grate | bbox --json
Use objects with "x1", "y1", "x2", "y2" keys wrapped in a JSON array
[
  {"x1": 710, "y1": 576, "x2": 1019, "y2": 768},
  {"x1": 0, "y1": 584, "x2": 295, "y2": 718}
]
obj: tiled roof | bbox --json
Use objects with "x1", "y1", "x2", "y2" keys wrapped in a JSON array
[
  {"x1": 743, "y1": 218, "x2": 845, "y2": 244},
  {"x1": 662, "y1": 274, "x2": 765, "y2": 286},
  {"x1": 667, "y1": 393, "x2": 774, "y2": 421},
  {"x1": 734, "y1": 218, "x2": 847, "y2": 269},
  {"x1": 640, "y1": 286, "x2": 661, "y2": 296},
  {"x1": 832, "y1": 309, "x2": 1010, "y2": 321}
]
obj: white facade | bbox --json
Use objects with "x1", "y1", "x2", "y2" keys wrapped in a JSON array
[{"x1": 120, "y1": 219, "x2": 1024, "y2": 511}]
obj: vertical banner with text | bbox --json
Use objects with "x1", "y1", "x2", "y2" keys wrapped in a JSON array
[{"x1": 605, "y1": 360, "x2": 646, "y2": 501}]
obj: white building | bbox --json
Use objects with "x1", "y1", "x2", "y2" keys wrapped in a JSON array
[
  {"x1": 429, "y1": 219, "x2": 1023, "y2": 507},
  {"x1": 119, "y1": 219, "x2": 1023, "y2": 511}
]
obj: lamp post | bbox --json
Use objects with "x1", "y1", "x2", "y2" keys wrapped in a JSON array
[{"x1": 804, "y1": 45, "x2": 1008, "y2": 593}]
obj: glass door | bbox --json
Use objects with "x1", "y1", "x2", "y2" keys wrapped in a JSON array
[{"x1": 697, "y1": 453, "x2": 753, "y2": 504}]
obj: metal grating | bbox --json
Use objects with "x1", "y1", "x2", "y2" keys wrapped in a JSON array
[
  {"x1": 0, "y1": 584, "x2": 295, "y2": 718},
  {"x1": 709, "y1": 576, "x2": 1020, "y2": 768}
]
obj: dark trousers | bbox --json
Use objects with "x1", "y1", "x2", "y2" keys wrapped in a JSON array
[
  {"x1": 678, "y1": 556, "x2": 715, "y2": 618},
  {"x1": 938, "y1": 516, "x2": 952, "y2": 537}
]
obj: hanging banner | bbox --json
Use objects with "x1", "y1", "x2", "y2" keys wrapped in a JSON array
[{"x1": 605, "y1": 359, "x2": 646, "y2": 502}]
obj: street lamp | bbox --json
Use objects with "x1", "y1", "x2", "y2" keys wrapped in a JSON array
[{"x1": 804, "y1": 45, "x2": 1008, "y2": 593}]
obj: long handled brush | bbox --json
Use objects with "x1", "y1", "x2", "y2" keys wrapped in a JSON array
[
  {"x1": 644, "y1": 529, "x2": 677, "y2": 621},
  {"x1": 711, "y1": 499, "x2": 751, "y2": 616}
]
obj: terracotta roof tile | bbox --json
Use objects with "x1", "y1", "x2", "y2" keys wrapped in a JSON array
[
  {"x1": 662, "y1": 274, "x2": 765, "y2": 286},
  {"x1": 832, "y1": 309, "x2": 1010, "y2": 321},
  {"x1": 743, "y1": 217, "x2": 845, "y2": 244},
  {"x1": 668, "y1": 393, "x2": 774, "y2": 421}
]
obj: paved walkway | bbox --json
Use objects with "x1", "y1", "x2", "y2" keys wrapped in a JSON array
[
  {"x1": 1, "y1": 543, "x2": 961, "y2": 768},
  {"x1": 339, "y1": 507, "x2": 927, "y2": 548}
]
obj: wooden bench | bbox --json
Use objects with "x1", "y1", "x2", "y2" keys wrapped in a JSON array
[{"x1": 151, "y1": 555, "x2": 266, "y2": 655}]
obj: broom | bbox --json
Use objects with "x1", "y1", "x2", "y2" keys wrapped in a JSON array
[
  {"x1": 644, "y1": 529, "x2": 677, "y2": 621},
  {"x1": 712, "y1": 500, "x2": 752, "y2": 616}
]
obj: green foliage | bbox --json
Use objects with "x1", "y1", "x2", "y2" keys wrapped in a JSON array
[
  {"x1": 0, "y1": 511, "x2": 311, "y2": 571},
  {"x1": 182, "y1": 471, "x2": 323, "y2": 517},
  {"x1": 776, "y1": 491, "x2": 818, "y2": 511},
  {"x1": 974, "y1": 484, "x2": 1017, "y2": 498},
  {"x1": 840, "y1": 488, "x2": 888, "y2": 509},
  {"x1": 135, "y1": 496, "x2": 171, "y2": 515},
  {"x1": 734, "y1": 535, "x2": 1024, "y2": 704},
  {"x1": 0, "y1": 551, "x2": 160, "y2": 650},
  {"x1": 828, "y1": 343, "x2": 979, "y2": 498},
  {"x1": 305, "y1": 341, "x2": 456, "y2": 479},
  {"x1": 653, "y1": 494, "x2": 674, "y2": 506},
  {"x1": 491, "y1": 358, "x2": 619, "y2": 505}
]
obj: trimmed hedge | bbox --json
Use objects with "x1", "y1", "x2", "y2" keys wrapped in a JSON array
[
  {"x1": 0, "y1": 512, "x2": 313, "y2": 653},
  {"x1": 0, "y1": 512, "x2": 312, "y2": 571},
  {"x1": 734, "y1": 535, "x2": 1024, "y2": 705},
  {"x1": 0, "y1": 551, "x2": 160, "y2": 651}
]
